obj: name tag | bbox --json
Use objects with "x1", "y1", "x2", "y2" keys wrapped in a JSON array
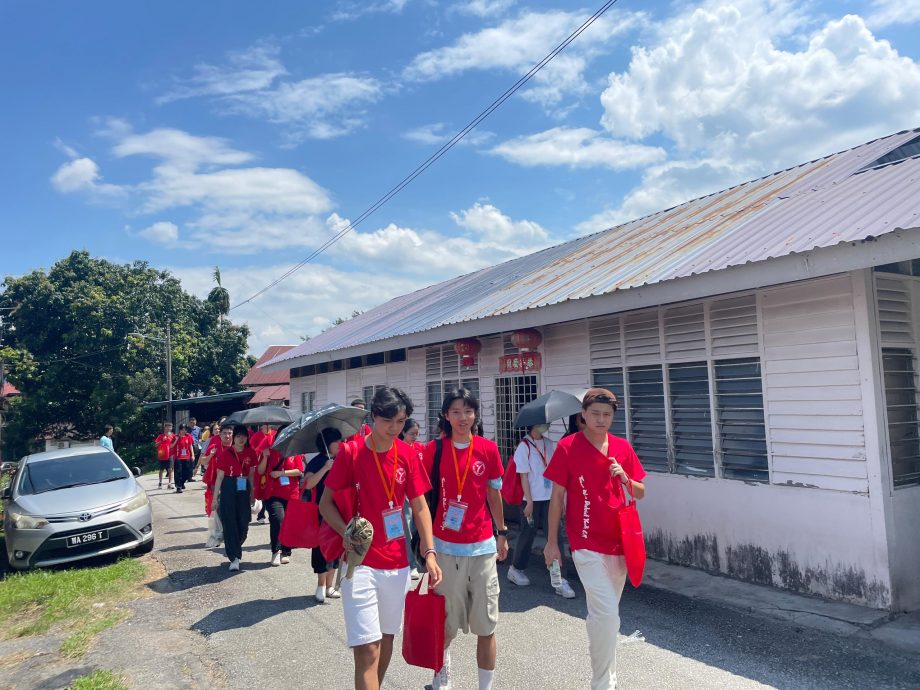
[
  {"x1": 236, "y1": 477, "x2": 248, "y2": 492},
  {"x1": 279, "y1": 476, "x2": 290, "y2": 486},
  {"x1": 382, "y1": 507, "x2": 405, "y2": 541},
  {"x1": 544, "y1": 478, "x2": 551, "y2": 490},
  {"x1": 444, "y1": 500, "x2": 468, "y2": 532}
]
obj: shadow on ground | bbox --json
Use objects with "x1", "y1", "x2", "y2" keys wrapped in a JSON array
[{"x1": 193, "y1": 596, "x2": 321, "y2": 635}]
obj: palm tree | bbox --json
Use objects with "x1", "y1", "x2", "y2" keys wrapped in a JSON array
[{"x1": 207, "y1": 266, "x2": 230, "y2": 320}]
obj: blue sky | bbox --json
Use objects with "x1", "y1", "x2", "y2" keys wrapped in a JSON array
[{"x1": 2, "y1": 0, "x2": 920, "y2": 355}]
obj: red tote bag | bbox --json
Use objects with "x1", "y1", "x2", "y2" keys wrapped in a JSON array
[
  {"x1": 501, "y1": 457, "x2": 524, "y2": 506},
  {"x1": 402, "y1": 576, "x2": 446, "y2": 671},
  {"x1": 279, "y1": 495, "x2": 321, "y2": 549},
  {"x1": 618, "y1": 482, "x2": 646, "y2": 588}
]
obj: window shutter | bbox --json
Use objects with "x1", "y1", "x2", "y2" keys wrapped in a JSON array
[
  {"x1": 668, "y1": 362, "x2": 714, "y2": 476},
  {"x1": 664, "y1": 303, "x2": 706, "y2": 360},
  {"x1": 876, "y1": 276, "x2": 914, "y2": 346},
  {"x1": 710, "y1": 295, "x2": 758, "y2": 357},
  {"x1": 589, "y1": 316, "x2": 622, "y2": 368},
  {"x1": 624, "y1": 309, "x2": 661, "y2": 362}
]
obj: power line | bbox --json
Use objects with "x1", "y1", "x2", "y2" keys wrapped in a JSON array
[{"x1": 231, "y1": 0, "x2": 621, "y2": 310}]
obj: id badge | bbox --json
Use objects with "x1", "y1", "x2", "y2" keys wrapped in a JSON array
[
  {"x1": 236, "y1": 477, "x2": 248, "y2": 492},
  {"x1": 279, "y1": 476, "x2": 290, "y2": 486},
  {"x1": 543, "y1": 478, "x2": 551, "y2": 490},
  {"x1": 444, "y1": 500, "x2": 468, "y2": 532},
  {"x1": 382, "y1": 507, "x2": 405, "y2": 541}
]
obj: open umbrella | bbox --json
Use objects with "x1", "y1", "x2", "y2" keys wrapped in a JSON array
[
  {"x1": 514, "y1": 390, "x2": 583, "y2": 428},
  {"x1": 222, "y1": 406, "x2": 296, "y2": 427},
  {"x1": 272, "y1": 403, "x2": 368, "y2": 457}
]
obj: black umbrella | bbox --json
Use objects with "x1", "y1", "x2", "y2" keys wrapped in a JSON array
[
  {"x1": 223, "y1": 406, "x2": 297, "y2": 427},
  {"x1": 514, "y1": 390, "x2": 583, "y2": 428},
  {"x1": 272, "y1": 403, "x2": 368, "y2": 456}
]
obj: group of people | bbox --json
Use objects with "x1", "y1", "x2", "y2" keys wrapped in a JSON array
[
  {"x1": 153, "y1": 386, "x2": 646, "y2": 690},
  {"x1": 152, "y1": 416, "x2": 210, "y2": 492}
]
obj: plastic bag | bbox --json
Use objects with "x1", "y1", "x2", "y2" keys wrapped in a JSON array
[
  {"x1": 402, "y1": 575, "x2": 446, "y2": 671},
  {"x1": 251, "y1": 499, "x2": 263, "y2": 516},
  {"x1": 205, "y1": 512, "x2": 223, "y2": 548}
]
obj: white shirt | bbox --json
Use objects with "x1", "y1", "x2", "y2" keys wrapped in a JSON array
[{"x1": 513, "y1": 436, "x2": 555, "y2": 502}]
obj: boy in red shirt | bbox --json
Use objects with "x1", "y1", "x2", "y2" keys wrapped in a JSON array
[
  {"x1": 173, "y1": 424, "x2": 195, "y2": 494},
  {"x1": 544, "y1": 388, "x2": 646, "y2": 690},
  {"x1": 424, "y1": 389, "x2": 507, "y2": 690},
  {"x1": 154, "y1": 422, "x2": 175, "y2": 489},
  {"x1": 320, "y1": 387, "x2": 442, "y2": 690}
]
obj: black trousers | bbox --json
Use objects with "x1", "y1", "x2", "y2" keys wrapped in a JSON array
[
  {"x1": 218, "y1": 476, "x2": 251, "y2": 561},
  {"x1": 174, "y1": 460, "x2": 192, "y2": 489},
  {"x1": 264, "y1": 496, "x2": 291, "y2": 556},
  {"x1": 513, "y1": 499, "x2": 550, "y2": 570}
]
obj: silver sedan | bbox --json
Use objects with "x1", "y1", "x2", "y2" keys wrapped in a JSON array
[{"x1": 2, "y1": 446, "x2": 154, "y2": 569}]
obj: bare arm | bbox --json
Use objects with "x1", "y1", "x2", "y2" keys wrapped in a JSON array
[
  {"x1": 487, "y1": 486, "x2": 508, "y2": 561},
  {"x1": 543, "y1": 482, "x2": 566, "y2": 566},
  {"x1": 409, "y1": 495, "x2": 442, "y2": 588},
  {"x1": 303, "y1": 459, "x2": 333, "y2": 489},
  {"x1": 213, "y1": 469, "x2": 225, "y2": 504}
]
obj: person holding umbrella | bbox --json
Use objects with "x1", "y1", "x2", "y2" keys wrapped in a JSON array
[
  {"x1": 320, "y1": 387, "x2": 442, "y2": 690},
  {"x1": 543, "y1": 388, "x2": 646, "y2": 690},
  {"x1": 304, "y1": 427, "x2": 343, "y2": 602},
  {"x1": 213, "y1": 425, "x2": 259, "y2": 571},
  {"x1": 258, "y1": 438, "x2": 304, "y2": 567}
]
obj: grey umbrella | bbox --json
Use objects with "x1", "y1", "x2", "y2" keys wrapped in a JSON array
[
  {"x1": 222, "y1": 406, "x2": 297, "y2": 427},
  {"x1": 272, "y1": 403, "x2": 368, "y2": 456},
  {"x1": 514, "y1": 390, "x2": 584, "y2": 428}
]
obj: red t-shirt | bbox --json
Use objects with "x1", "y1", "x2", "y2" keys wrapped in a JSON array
[
  {"x1": 423, "y1": 436, "x2": 504, "y2": 545},
  {"x1": 174, "y1": 435, "x2": 194, "y2": 460},
  {"x1": 202, "y1": 438, "x2": 226, "y2": 487},
  {"x1": 249, "y1": 430, "x2": 276, "y2": 457},
  {"x1": 346, "y1": 424, "x2": 372, "y2": 446},
  {"x1": 214, "y1": 446, "x2": 259, "y2": 478},
  {"x1": 154, "y1": 433, "x2": 175, "y2": 460},
  {"x1": 266, "y1": 452, "x2": 305, "y2": 500},
  {"x1": 325, "y1": 436, "x2": 430, "y2": 570},
  {"x1": 543, "y1": 432, "x2": 646, "y2": 556}
]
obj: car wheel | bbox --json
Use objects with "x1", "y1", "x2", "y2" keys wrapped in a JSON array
[{"x1": 134, "y1": 538, "x2": 154, "y2": 555}]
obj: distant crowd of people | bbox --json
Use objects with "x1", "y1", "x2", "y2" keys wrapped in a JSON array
[{"x1": 150, "y1": 387, "x2": 646, "y2": 690}]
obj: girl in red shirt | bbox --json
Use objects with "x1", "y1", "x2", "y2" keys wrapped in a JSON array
[
  {"x1": 258, "y1": 443, "x2": 304, "y2": 567},
  {"x1": 213, "y1": 425, "x2": 258, "y2": 571}
]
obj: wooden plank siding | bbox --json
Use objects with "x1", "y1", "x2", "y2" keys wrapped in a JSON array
[
  {"x1": 542, "y1": 321, "x2": 590, "y2": 392},
  {"x1": 762, "y1": 276, "x2": 868, "y2": 492}
]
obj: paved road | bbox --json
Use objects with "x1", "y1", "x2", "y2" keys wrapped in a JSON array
[{"x1": 137, "y1": 477, "x2": 920, "y2": 690}]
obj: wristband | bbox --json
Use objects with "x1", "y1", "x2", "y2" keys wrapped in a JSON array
[
  {"x1": 423, "y1": 548, "x2": 437, "y2": 558},
  {"x1": 497, "y1": 528, "x2": 508, "y2": 536}
]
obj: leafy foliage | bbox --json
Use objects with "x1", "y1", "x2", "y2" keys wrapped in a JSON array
[
  {"x1": 0, "y1": 251, "x2": 252, "y2": 458},
  {"x1": 206, "y1": 265, "x2": 231, "y2": 318}
]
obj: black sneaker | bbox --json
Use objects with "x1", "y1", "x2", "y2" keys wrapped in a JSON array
[{"x1": 176, "y1": 488, "x2": 184, "y2": 493}]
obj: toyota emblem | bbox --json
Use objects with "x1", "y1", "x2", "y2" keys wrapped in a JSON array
[{"x1": 78, "y1": 512, "x2": 92, "y2": 522}]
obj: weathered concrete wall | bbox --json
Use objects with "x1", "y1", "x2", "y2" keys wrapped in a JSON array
[
  {"x1": 641, "y1": 473, "x2": 890, "y2": 608},
  {"x1": 889, "y1": 486, "x2": 920, "y2": 610}
]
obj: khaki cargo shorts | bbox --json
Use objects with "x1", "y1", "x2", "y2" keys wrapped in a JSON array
[{"x1": 436, "y1": 552, "x2": 500, "y2": 640}]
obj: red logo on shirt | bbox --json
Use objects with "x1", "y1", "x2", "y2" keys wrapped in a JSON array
[
  {"x1": 472, "y1": 460, "x2": 486, "y2": 477},
  {"x1": 395, "y1": 467, "x2": 407, "y2": 485}
]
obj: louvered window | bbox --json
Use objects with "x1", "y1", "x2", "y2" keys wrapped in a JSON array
[
  {"x1": 362, "y1": 385, "x2": 385, "y2": 410},
  {"x1": 882, "y1": 349, "x2": 920, "y2": 487},
  {"x1": 591, "y1": 368, "x2": 627, "y2": 438},
  {"x1": 664, "y1": 304, "x2": 706, "y2": 360},
  {"x1": 876, "y1": 277, "x2": 914, "y2": 346},
  {"x1": 668, "y1": 362, "x2": 714, "y2": 476},
  {"x1": 624, "y1": 310, "x2": 661, "y2": 361},
  {"x1": 589, "y1": 316, "x2": 622, "y2": 368},
  {"x1": 301, "y1": 391, "x2": 316, "y2": 414},
  {"x1": 714, "y1": 358, "x2": 768, "y2": 482},
  {"x1": 710, "y1": 295, "x2": 758, "y2": 357},
  {"x1": 627, "y1": 365, "x2": 669, "y2": 472}
]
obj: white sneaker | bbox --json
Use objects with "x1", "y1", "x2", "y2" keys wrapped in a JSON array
[
  {"x1": 280, "y1": 555, "x2": 290, "y2": 565},
  {"x1": 410, "y1": 568, "x2": 421, "y2": 580},
  {"x1": 271, "y1": 552, "x2": 281, "y2": 567},
  {"x1": 507, "y1": 566, "x2": 531, "y2": 586},
  {"x1": 228, "y1": 558, "x2": 240, "y2": 572},
  {"x1": 315, "y1": 586, "x2": 326, "y2": 603},
  {"x1": 432, "y1": 650, "x2": 451, "y2": 690},
  {"x1": 326, "y1": 587, "x2": 341, "y2": 599},
  {"x1": 555, "y1": 579, "x2": 576, "y2": 599},
  {"x1": 257, "y1": 516, "x2": 267, "y2": 524}
]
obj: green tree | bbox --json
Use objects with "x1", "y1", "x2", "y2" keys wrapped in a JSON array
[
  {"x1": 207, "y1": 266, "x2": 231, "y2": 319},
  {"x1": 0, "y1": 251, "x2": 252, "y2": 460}
]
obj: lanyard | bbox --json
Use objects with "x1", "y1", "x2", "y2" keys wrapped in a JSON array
[
  {"x1": 232, "y1": 449, "x2": 247, "y2": 477},
  {"x1": 450, "y1": 437, "x2": 475, "y2": 501},
  {"x1": 527, "y1": 438, "x2": 548, "y2": 468},
  {"x1": 370, "y1": 441, "x2": 399, "y2": 508}
]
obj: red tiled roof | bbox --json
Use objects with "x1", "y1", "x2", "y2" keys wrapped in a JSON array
[
  {"x1": 248, "y1": 384, "x2": 290, "y2": 405},
  {"x1": 1, "y1": 381, "x2": 20, "y2": 397},
  {"x1": 241, "y1": 346, "x2": 294, "y2": 386}
]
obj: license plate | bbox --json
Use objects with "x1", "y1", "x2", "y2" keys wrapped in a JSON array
[{"x1": 66, "y1": 530, "x2": 108, "y2": 548}]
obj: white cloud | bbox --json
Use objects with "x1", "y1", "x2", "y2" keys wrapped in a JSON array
[
  {"x1": 490, "y1": 127, "x2": 666, "y2": 170},
  {"x1": 53, "y1": 137, "x2": 79, "y2": 159},
  {"x1": 331, "y1": 0, "x2": 409, "y2": 21},
  {"x1": 50, "y1": 157, "x2": 122, "y2": 197},
  {"x1": 138, "y1": 221, "x2": 179, "y2": 245},
  {"x1": 157, "y1": 44, "x2": 285, "y2": 103},
  {"x1": 455, "y1": 0, "x2": 516, "y2": 17},
  {"x1": 402, "y1": 122, "x2": 495, "y2": 146},
  {"x1": 867, "y1": 0, "x2": 920, "y2": 28},
  {"x1": 112, "y1": 128, "x2": 253, "y2": 170},
  {"x1": 450, "y1": 202, "x2": 548, "y2": 244},
  {"x1": 404, "y1": 9, "x2": 645, "y2": 109}
]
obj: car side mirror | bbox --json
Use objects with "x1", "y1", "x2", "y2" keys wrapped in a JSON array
[
  {"x1": 132, "y1": 467, "x2": 142, "y2": 477},
  {"x1": 1, "y1": 486, "x2": 10, "y2": 500}
]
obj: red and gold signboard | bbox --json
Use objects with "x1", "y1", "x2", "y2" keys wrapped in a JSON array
[{"x1": 499, "y1": 352, "x2": 542, "y2": 373}]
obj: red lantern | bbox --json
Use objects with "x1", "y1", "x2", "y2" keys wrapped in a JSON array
[
  {"x1": 511, "y1": 328, "x2": 543, "y2": 352},
  {"x1": 454, "y1": 338, "x2": 482, "y2": 367}
]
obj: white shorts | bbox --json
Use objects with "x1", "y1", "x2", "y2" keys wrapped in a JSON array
[{"x1": 341, "y1": 565, "x2": 411, "y2": 647}]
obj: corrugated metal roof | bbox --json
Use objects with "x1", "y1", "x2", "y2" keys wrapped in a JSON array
[
  {"x1": 241, "y1": 345, "x2": 294, "y2": 385},
  {"x1": 265, "y1": 128, "x2": 920, "y2": 368}
]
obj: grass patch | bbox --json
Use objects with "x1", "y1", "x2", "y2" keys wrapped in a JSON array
[
  {"x1": 60, "y1": 609, "x2": 129, "y2": 658},
  {"x1": 68, "y1": 669, "x2": 128, "y2": 690},
  {"x1": 0, "y1": 557, "x2": 146, "y2": 639}
]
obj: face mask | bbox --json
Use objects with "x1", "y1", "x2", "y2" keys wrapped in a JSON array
[{"x1": 536, "y1": 424, "x2": 550, "y2": 434}]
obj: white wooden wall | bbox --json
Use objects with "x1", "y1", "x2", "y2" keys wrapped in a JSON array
[
  {"x1": 478, "y1": 335, "x2": 503, "y2": 439},
  {"x1": 761, "y1": 275, "x2": 868, "y2": 492},
  {"x1": 407, "y1": 348, "x2": 428, "y2": 436},
  {"x1": 542, "y1": 321, "x2": 590, "y2": 392}
]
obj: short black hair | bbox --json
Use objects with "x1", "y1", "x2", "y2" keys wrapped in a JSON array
[
  {"x1": 350, "y1": 398, "x2": 366, "y2": 407},
  {"x1": 316, "y1": 427, "x2": 344, "y2": 455},
  {"x1": 178, "y1": 424, "x2": 188, "y2": 431},
  {"x1": 371, "y1": 386, "x2": 413, "y2": 419},
  {"x1": 439, "y1": 387, "x2": 480, "y2": 437},
  {"x1": 104, "y1": 424, "x2": 114, "y2": 434},
  {"x1": 399, "y1": 417, "x2": 419, "y2": 439},
  {"x1": 232, "y1": 425, "x2": 250, "y2": 441}
]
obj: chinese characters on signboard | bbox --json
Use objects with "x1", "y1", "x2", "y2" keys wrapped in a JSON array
[{"x1": 499, "y1": 352, "x2": 542, "y2": 373}]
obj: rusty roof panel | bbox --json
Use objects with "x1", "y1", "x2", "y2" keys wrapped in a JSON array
[{"x1": 265, "y1": 128, "x2": 920, "y2": 367}]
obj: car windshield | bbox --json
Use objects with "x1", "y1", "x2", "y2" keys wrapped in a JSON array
[{"x1": 17, "y1": 453, "x2": 130, "y2": 495}]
